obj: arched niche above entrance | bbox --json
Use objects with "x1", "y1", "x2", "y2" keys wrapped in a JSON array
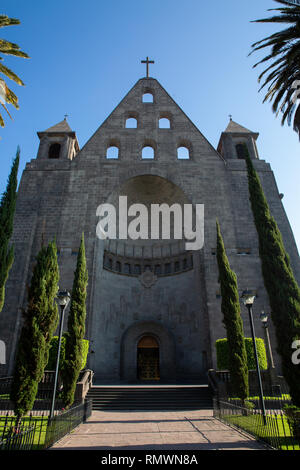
[{"x1": 102, "y1": 174, "x2": 195, "y2": 255}]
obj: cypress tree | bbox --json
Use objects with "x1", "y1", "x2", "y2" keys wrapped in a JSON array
[
  {"x1": 40, "y1": 240, "x2": 60, "y2": 366},
  {"x1": 245, "y1": 151, "x2": 300, "y2": 407},
  {"x1": 10, "y1": 240, "x2": 59, "y2": 419},
  {"x1": 62, "y1": 233, "x2": 88, "y2": 408},
  {"x1": 216, "y1": 220, "x2": 249, "y2": 401},
  {"x1": 0, "y1": 147, "x2": 19, "y2": 312}
]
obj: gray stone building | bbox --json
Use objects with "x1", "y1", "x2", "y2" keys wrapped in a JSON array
[{"x1": 0, "y1": 76, "x2": 299, "y2": 383}]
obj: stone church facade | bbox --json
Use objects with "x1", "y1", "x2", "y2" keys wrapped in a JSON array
[{"x1": 0, "y1": 77, "x2": 299, "y2": 383}]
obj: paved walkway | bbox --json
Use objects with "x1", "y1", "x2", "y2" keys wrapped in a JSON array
[{"x1": 51, "y1": 410, "x2": 268, "y2": 450}]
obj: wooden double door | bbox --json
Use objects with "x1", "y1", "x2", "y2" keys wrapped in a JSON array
[{"x1": 137, "y1": 336, "x2": 160, "y2": 381}]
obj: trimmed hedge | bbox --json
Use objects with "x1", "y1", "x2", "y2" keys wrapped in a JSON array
[
  {"x1": 46, "y1": 335, "x2": 89, "y2": 371},
  {"x1": 216, "y1": 338, "x2": 268, "y2": 371}
]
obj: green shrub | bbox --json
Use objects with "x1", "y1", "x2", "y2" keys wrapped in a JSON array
[
  {"x1": 244, "y1": 400, "x2": 255, "y2": 410},
  {"x1": 46, "y1": 335, "x2": 89, "y2": 371},
  {"x1": 80, "y1": 339, "x2": 89, "y2": 370},
  {"x1": 216, "y1": 338, "x2": 267, "y2": 371},
  {"x1": 283, "y1": 405, "x2": 300, "y2": 439}
]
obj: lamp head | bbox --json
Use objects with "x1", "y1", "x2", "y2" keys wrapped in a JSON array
[
  {"x1": 56, "y1": 290, "x2": 71, "y2": 307},
  {"x1": 260, "y1": 311, "x2": 269, "y2": 327},
  {"x1": 241, "y1": 289, "x2": 256, "y2": 306}
]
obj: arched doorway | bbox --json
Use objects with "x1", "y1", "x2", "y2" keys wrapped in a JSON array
[
  {"x1": 137, "y1": 336, "x2": 160, "y2": 381},
  {"x1": 120, "y1": 321, "x2": 176, "y2": 382}
]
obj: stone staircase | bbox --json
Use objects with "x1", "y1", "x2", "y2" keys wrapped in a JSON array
[{"x1": 86, "y1": 385, "x2": 213, "y2": 411}]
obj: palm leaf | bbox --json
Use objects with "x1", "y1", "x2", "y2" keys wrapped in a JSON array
[
  {"x1": 0, "y1": 101, "x2": 13, "y2": 127},
  {"x1": 0, "y1": 101, "x2": 12, "y2": 119},
  {"x1": 0, "y1": 39, "x2": 29, "y2": 59},
  {"x1": 0, "y1": 16, "x2": 20, "y2": 28},
  {"x1": 0, "y1": 63, "x2": 24, "y2": 86},
  {"x1": 250, "y1": 2, "x2": 300, "y2": 137},
  {"x1": 0, "y1": 15, "x2": 29, "y2": 126}
]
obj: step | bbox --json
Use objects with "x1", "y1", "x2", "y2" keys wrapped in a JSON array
[{"x1": 86, "y1": 385, "x2": 212, "y2": 411}]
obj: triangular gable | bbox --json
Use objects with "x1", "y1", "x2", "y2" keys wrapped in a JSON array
[{"x1": 78, "y1": 78, "x2": 225, "y2": 162}]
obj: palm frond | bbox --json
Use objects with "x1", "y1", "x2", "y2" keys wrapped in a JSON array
[
  {"x1": 250, "y1": 1, "x2": 300, "y2": 136},
  {"x1": 0, "y1": 101, "x2": 13, "y2": 127},
  {"x1": 0, "y1": 16, "x2": 29, "y2": 127},
  {"x1": 0, "y1": 39, "x2": 29, "y2": 59},
  {"x1": 4, "y1": 84, "x2": 19, "y2": 108},
  {"x1": 0, "y1": 63, "x2": 25, "y2": 86},
  {"x1": 0, "y1": 111, "x2": 4, "y2": 127},
  {"x1": 0, "y1": 16, "x2": 20, "y2": 28},
  {"x1": 0, "y1": 101, "x2": 12, "y2": 119}
]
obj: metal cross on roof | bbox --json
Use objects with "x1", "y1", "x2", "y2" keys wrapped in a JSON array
[{"x1": 141, "y1": 57, "x2": 154, "y2": 78}]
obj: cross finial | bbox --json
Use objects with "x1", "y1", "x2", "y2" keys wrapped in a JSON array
[
  {"x1": 229, "y1": 114, "x2": 232, "y2": 121},
  {"x1": 141, "y1": 57, "x2": 154, "y2": 78},
  {"x1": 64, "y1": 114, "x2": 68, "y2": 121}
]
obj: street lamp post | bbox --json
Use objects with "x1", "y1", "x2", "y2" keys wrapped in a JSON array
[
  {"x1": 260, "y1": 311, "x2": 276, "y2": 385},
  {"x1": 241, "y1": 290, "x2": 267, "y2": 425},
  {"x1": 50, "y1": 290, "x2": 71, "y2": 420}
]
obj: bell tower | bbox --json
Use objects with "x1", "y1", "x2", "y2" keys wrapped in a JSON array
[
  {"x1": 217, "y1": 118, "x2": 259, "y2": 161},
  {"x1": 36, "y1": 117, "x2": 80, "y2": 161}
]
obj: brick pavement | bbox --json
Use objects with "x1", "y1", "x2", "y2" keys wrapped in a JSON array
[{"x1": 51, "y1": 410, "x2": 268, "y2": 451}]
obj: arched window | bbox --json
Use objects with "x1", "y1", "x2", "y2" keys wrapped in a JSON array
[
  {"x1": 115, "y1": 261, "x2": 121, "y2": 272},
  {"x1": 154, "y1": 264, "x2": 162, "y2": 275},
  {"x1": 236, "y1": 143, "x2": 248, "y2": 160},
  {"x1": 134, "y1": 264, "x2": 141, "y2": 275},
  {"x1": 142, "y1": 146, "x2": 155, "y2": 159},
  {"x1": 177, "y1": 146, "x2": 190, "y2": 160},
  {"x1": 48, "y1": 143, "x2": 61, "y2": 159},
  {"x1": 126, "y1": 117, "x2": 138, "y2": 128},
  {"x1": 159, "y1": 118, "x2": 171, "y2": 129},
  {"x1": 106, "y1": 146, "x2": 119, "y2": 159},
  {"x1": 124, "y1": 263, "x2": 131, "y2": 274},
  {"x1": 142, "y1": 93, "x2": 153, "y2": 103},
  {"x1": 104, "y1": 255, "x2": 113, "y2": 270}
]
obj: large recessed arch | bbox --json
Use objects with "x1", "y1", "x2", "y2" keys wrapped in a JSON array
[{"x1": 100, "y1": 174, "x2": 195, "y2": 256}]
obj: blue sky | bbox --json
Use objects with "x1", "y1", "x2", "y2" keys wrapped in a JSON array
[{"x1": 1, "y1": 0, "x2": 300, "y2": 251}]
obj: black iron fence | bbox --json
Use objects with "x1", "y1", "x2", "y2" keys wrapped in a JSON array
[
  {"x1": 213, "y1": 399, "x2": 300, "y2": 450},
  {"x1": 0, "y1": 424, "x2": 36, "y2": 450},
  {"x1": 44, "y1": 400, "x2": 92, "y2": 448},
  {"x1": 0, "y1": 412, "x2": 49, "y2": 450},
  {"x1": 0, "y1": 400, "x2": 92, "y2": 450}
]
